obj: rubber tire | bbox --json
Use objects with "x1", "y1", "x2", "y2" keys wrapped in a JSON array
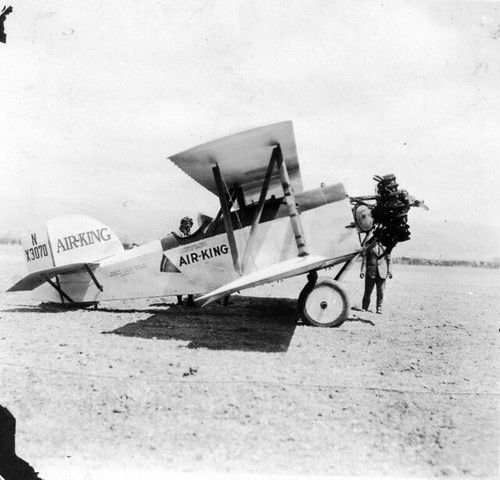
[
  {"x1": 298, "y1": 283, "x2": 314, "y2": 313},
  {"x1": 300, "y1": 277, "x2": 350, "y2": 328}
]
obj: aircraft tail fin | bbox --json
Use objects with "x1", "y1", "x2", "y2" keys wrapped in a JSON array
[{"x1": 8, "y1": 215, "x2": 124, "y2": 292}]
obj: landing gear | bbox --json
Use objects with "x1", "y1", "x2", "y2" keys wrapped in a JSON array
[
  {"x1": 299, "y1": 277, "x2": 350, "y2": 328},
  {"x1": 298, "y1": 270, "x2": 317, "y2": 313}
]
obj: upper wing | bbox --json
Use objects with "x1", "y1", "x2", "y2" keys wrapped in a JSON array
[
  {"x1": 197, "y1": 252, "x2": 358, "y2": 305},
  {"x1": 168, "y1": 121, "x2": 302, "y2": 203}
]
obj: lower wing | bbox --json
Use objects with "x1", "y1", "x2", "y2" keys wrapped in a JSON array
[{"x1": 197, "y1": 253, "x2": 358, "y2": 305}]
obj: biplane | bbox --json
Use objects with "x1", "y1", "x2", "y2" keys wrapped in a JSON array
[{"x1": 8, "y1": 121, "x2": 426, "y2": 327}]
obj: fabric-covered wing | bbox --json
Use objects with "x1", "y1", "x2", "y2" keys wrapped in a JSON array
[
  {"x1": 168, "y1": 121, "x2": 302, "y2": 203},
  {"x1": 197, "y1": 252, "x2": 358, "y2": 305}
]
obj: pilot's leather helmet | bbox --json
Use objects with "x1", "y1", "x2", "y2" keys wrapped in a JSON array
[
  {"x1": 179, "y1": 216, "x2": 194, "y2": 236},
  {"x1": 181, "y1": 216, "x2": 193, "y2": 227}
]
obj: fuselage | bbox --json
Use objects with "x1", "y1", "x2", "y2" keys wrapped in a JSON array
[{"x1": 34, "y1": 183, "x2": 359, "y2": 303}]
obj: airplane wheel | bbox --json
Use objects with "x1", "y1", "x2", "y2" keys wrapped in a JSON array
[
  {"x1": 298, "y1": 270, "x2": 318, "y2": 312},
  {"x1": 298, "y1": 283, "x2": 313, "y2": 312},
  {"x1": 300, "y1": 278, "x2": 350, "y2": 328}
]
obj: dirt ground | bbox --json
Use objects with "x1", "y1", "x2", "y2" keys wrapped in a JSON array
[{"x1": 0, "y1": 246, "x2": 498, "y2": 479}]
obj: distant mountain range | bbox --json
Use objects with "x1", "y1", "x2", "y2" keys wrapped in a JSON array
[
  {"x1": 1, "y1": 196, "x2": 499, "y2": 261},
  {"x1": 393, "y1": 218, "x2": 500, "y2": 261}
]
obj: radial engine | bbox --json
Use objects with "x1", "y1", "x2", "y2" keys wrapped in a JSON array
[{"x1": 350, "y1": 174, "x2": 427, "y2": 254}]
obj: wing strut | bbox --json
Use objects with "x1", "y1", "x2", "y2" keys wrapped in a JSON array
[
  {"x1": 84, "y1": 263, "x2": 103, "y2": 291},
  {"x1": 213, "y1": 163, "x2": 241, "y2": 274},
  {"x1": 42, "y1": 262, "x2": 103, "y2": 304},
  {"x1": 276, "y1": 145, "x2": 309, "y2": 257},
  {"x1": 334, "y1": 232, "x2": 378, "y2": 282},
  {"x1": 334, "y1": 252, "x2": 361, "y2": 282},
  {"x1": 44, "y1": 275, "x2": 74, "y2": 303},
  {"x1": 241, "y1": 146, "x2": 278, "y2": 273},
  {"x1": 210, "y1": 143, "x2": 307, "y2": 276}
]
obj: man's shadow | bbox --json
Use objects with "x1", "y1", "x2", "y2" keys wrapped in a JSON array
[
  {"x1": 348, "y1": 306, "x2": 376, "y2": 326},
  {"x1": 103, "y1": 295, "x2": 299, "y2": 353}
]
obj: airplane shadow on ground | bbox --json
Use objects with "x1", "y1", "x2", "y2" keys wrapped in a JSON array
[
  {"x1": 103, "y1": 296, "x2": 299, "y2": 353},
  {"x1": 3, "y1": 298, "x2": 374, "y2": 351},
  {"x1": 1, "y1": 305, "x2": 172, "y2": 314}
]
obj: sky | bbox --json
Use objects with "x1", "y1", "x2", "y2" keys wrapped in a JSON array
[{"x1": 1, "y1": 1, "x2": 499, "y2": 244}]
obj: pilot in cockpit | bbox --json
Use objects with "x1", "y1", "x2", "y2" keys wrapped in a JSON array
[
  {"x1": 177, "y1": 216, "x2": 194, "y2": 237},
  {"x1": 176, "y1": 216, "x2": 195, "y2": 306}
]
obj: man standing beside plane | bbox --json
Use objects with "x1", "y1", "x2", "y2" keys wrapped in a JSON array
[{"x1": 360, "y1": 241, "x2": 392, "y2": 314}]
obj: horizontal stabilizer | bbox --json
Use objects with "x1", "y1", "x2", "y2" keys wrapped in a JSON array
[
  {"x1": 7, "y1": 262, "x2": 99, "y2": 292},
  {"x1": 197, "y1": 253, "x2": 358, "y2": 306}
]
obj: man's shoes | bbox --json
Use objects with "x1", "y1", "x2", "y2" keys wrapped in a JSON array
[{"x1": 376, "y1": 309, "x2": 382, "y2": 314}]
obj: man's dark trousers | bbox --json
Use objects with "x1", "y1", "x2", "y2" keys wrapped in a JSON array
[{"x1": 362, "y1": 274, "x2": 386, "y2": 311}]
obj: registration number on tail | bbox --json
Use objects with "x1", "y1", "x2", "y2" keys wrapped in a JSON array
[{"x1": 25, "y1": 244, "x2": 49, "y2": 262}]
